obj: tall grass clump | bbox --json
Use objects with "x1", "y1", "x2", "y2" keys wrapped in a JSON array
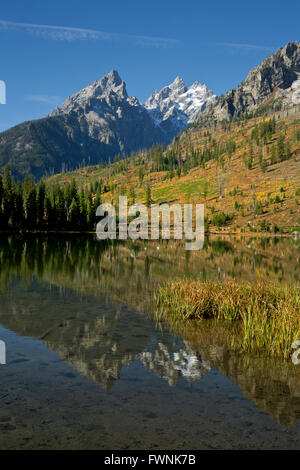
[{"x1": 154, "y1": 280, "x2": 300, "y2": 359}]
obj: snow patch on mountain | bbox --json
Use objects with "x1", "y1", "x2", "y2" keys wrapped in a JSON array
[{"x1": 277, "y1": 73, "x2": 300, "y2": 106}]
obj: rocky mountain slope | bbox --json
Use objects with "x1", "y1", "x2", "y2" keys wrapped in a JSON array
[
  {"x1": 197, "y1": 41, "x2": 300, "y2": 126},
  {"x1": 0, "y1": 71, "x2": 214, "y2": 180}
]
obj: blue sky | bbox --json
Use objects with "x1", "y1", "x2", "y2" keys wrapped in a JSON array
[{"x1": 0, "y1": 0, "x2": 299, "y2": 132}]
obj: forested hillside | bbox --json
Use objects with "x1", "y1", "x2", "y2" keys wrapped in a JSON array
[
  {"x1": 44, "y1": 106, "x2": 300, "y2": 234},
  {"x1": 1, "y1": 102, "x2": 300, "y2": 233}
]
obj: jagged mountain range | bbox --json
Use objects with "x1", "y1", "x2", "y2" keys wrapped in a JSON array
[
  {"x1": 0, "y1": 71, "x2": 215, "y2": 179},
  {"x1": 0, "y1": 41, "x2": 299, "y2": 180},
  {"x1": 197, "y1": 41, "x2": 300, "y2": 126}
]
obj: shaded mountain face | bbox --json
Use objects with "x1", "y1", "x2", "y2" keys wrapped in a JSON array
[
  {"x1": 50, "y1": 70, "x2": 168, "y2": 156},
  {"x1": 0, "y1": 71, "x2": 165, "y2": 180},
  {"x1": 0, "y1": 70, "x2": 214, "y2": 180},
  {"x1": 199, "y1": 41, "x2": 300, "y2": 125}
]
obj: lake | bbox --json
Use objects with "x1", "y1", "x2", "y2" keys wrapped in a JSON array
[{"x1": 0, "y1": 234, "x2": 300, "y2": 449}]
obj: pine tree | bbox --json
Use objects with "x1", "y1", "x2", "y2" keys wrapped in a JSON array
[
  {"x1": 37, "y1": 181, "x2": 46, "y2": 227},
  {"x1": 0, "y1": 170, "x2": 3, "y2": 209},
  {"x1": 128, "y1": 186, "x2": 136, "y2": 205},
  {"x1": 277, "y1": 134, "x2": 285, "y2": 161},
  {"x1": 247, "y1": 142, "x2": 254, "y2": 170},
  {"x1": 145, "y1": 183, "x2": 151, "y2": 208},
  {"x1": 45, "y1": 195, "x2": 54, "y2": 228},
  {"x1": 85, "y1": 192, "x2": 93, "y2": 228},
  {"x1": 260, "y1": 158, "x2": 267, "y2": 173},
  {"x1": 2, "y1": 166, "x2": 13, "y2": 226},
  {"x1": 138, "y1": 168, "x2": 145, "y2": 186},
  {"x1": 270, "y1": 145, "x2": 277, "y2": 164},
  {"x1": 70, "y1": 178, "x2": 78, "y2": 203},
  {"x1": 24, "y1": 186, "x2": 37, "y2": 229},
  {"x1": 55, "y1": 187, "x2": 66, "y2": 228},
  {"x1": 79, "y1": 189, "x2": 86, "y2": 228},
  {"x1": 285, "y1": 142, "x2": 292, "y2": 160},
  {"x1": 12, "y1": 182, "x2": 24, "y2": 228},
  {"x1": 69, "y1": 197, "x2": 79, "y2": 228}
]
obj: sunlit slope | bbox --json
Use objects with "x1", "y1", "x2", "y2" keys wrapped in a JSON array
[{"x1": 48, "y1": 107, "x2": 300, "y2": 233}]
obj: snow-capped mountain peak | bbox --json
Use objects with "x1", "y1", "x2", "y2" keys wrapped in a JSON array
[
  {"x1": 169, "y1": 76, "x2": 186, "y2": 93},
  {"x1": 145, "y1": 76, "x2": 187, "y2": 110},
  {"x1": 144, "y1": 77, "x2": 216, "y2": 130}
]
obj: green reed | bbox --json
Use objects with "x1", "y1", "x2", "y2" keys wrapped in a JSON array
[{"x1": 154, "y1": 280, "x2": 300, "y2": 359}]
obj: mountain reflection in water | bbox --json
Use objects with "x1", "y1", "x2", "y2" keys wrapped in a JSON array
[{"x1": 0, "y1": 233, "x2": 300, "y2": 437}]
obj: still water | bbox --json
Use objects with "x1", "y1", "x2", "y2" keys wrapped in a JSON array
[{"x1": 0, "y1": 234, "x2": 300, "y2": 449}]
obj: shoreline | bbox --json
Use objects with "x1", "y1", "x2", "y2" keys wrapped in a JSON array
[{"x1": 0, "y1": 229, "x2": 298, "y2": 238}]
